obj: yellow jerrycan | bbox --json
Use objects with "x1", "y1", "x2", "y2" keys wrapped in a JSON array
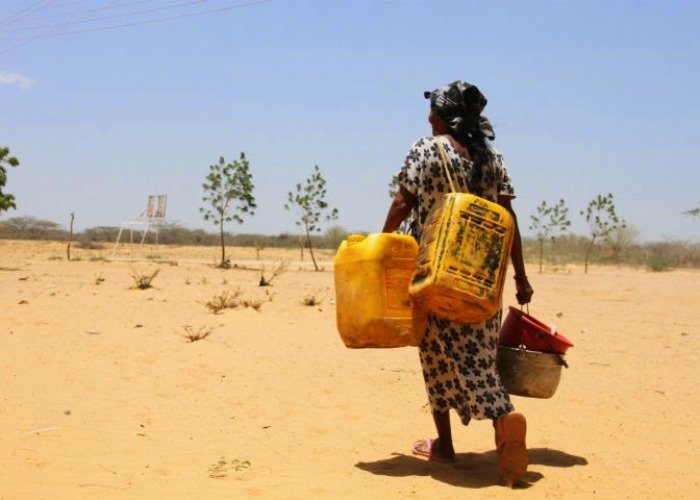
[
  {"x1": 334, "y1": 233, "x2": 427, "y2": 348},
  {"x1": 409, "y1": 193, "x2": 514, "y2": 323}
]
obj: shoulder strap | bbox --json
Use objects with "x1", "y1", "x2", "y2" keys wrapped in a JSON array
[{"x1": 435, "y1": 136, "x2": 456, "y2": 193}]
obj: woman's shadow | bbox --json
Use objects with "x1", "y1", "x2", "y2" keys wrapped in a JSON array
[{"x1": 355, "y1": 447, "x2": 588, "y2": 489}]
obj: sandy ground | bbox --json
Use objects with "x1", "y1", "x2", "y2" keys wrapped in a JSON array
[{"x1": 0, "y1": 239, "x2": 698, "y2": 499}]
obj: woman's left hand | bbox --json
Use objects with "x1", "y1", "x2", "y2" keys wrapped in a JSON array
[{"x1": 514, "y1": 276, "x2": 533, "y2": 305}]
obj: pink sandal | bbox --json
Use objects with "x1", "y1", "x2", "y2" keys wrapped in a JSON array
[{"x1": 412, "y1": 438, "x2": 456, "y2": 463}]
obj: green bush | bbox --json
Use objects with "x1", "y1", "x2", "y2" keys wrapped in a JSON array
[{"x1": 646, "y1": 255, "x2": 674, "y2": 272}]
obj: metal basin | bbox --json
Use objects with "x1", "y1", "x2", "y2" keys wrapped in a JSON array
[{"x1": 497, "y1": 345, "x2": 567, "y2": 399}]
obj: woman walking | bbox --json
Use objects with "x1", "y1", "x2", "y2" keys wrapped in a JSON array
[{"x1": 382, "y1": 80, "x2": 534, "y2": 486}]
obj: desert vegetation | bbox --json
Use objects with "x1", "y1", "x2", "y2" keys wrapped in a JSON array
[
  {"x1": 200, "y1": 153, "x2": 257, "y2": 268},
  {"x1": 204, "y1": 289, "x2": 242, "y2": 314},
  {"x1": 181, "y1": 325, "x2": 214, "y2": 343},
  {"x1": 0, "y1": 172, "x2": 697, "y2": 272},
  {"x1": 0, "y1": 214, "x2": 697, "y2": 271},
  {"x1": 0, "y1": 146, "x2": 20, "y2": 214},
  {"x1": 528, "y1": 199, "x2": 571, "y2": 274},
  {"x1": 685, "y1": 203, "x2": 700, "y2": 218},
  {"x1": 284, "y1": 165, "x2": 339, "y2": 271},
  {"x1": 259, "y1": 261, "x2": 288, "y2": 286},
  {"x1": 130, "y1": 268, "x2": 160, "y2": 289},
  {"x1": 580, "y1": 194, "x2": 626, "y2": 274}
]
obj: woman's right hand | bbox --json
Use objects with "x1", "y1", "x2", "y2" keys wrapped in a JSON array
[{"x1": 514, "y1": 276, "x2": 533, "y2": 305}]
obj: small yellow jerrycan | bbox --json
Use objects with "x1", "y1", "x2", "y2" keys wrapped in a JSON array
[
  {"x1": 409, "y1": 193, "x2": 514, "y2": 324},
  {"x1": 334, "y1": 233, "x2": 427, "y2": 348}
]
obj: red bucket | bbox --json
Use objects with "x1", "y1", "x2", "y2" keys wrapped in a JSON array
[{"x1": 499, "y1": 306, "x2": 573, "y2": 354}]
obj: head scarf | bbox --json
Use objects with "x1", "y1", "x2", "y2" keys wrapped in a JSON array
[{"x1": 424, "y1": 80, "x2": 495, "y2": 141}]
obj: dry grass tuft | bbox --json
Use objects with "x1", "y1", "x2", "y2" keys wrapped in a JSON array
[
  {"x1": 259, "y1": 261, "x2": 289, "y2": 287},
  {"x1": 242, "y1": 299, "x2": 263, "y2": 311},
  {"x1": 130, "y1": 269, "x2": 160, "y2": 290},
  {"x1": 208, "y1": 457, "x2": 250, "y2": 478},
  {"x1": 205, "y1": 289, "x2": 241, "y2": 314},
  {"x1": 182, "y1": 325, "x2": 213, "y2": 342}
]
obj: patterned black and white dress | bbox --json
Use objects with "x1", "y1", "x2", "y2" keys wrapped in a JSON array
[{"x1": 399, "y1": 135, "x2": 516, "y2": 425}]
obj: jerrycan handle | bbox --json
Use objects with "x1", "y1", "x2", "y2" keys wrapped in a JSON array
[
  {"x1": 345, "y1": 234, "x2": 367, "y2": 246},
  {"x1": 519, "y1": 304, "x2": 568, "y2": 369}
]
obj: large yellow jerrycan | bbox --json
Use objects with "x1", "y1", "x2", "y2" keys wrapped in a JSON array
[
  {"x1": 409, "y1": 193, "x2": 514, "y2": 324},
  {"x1": 334, "y1": 233, "x2": 427, "y2": 348}
]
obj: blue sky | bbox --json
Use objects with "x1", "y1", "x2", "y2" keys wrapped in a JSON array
[{"x1": 1, "y1": 0, "x2": 698, "y2": 242}]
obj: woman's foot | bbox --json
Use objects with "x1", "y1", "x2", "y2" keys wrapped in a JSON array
[
  {"x1": 494, "y1": 412, "x2": 528, "y2": 486},
  {"x1": 412, "y1": 437, "x2": 456, "y2": 463}
]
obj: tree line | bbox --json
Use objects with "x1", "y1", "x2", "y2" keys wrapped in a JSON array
[
  {"x1": 1, "y1": 148, "x2": 341, "y2": 270},
  {"x1": 2, "y1": 145, "x2": 699, "y2": 271}
]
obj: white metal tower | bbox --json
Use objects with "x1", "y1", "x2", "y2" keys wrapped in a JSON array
[{"x1": 111, "y1": 195, "x2": 167, "y2": 258}]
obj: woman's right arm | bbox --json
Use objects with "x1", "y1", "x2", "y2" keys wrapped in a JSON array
[
  {"x1": 383, "y1": 138, "x2": 424, "y2": 233},
  {"x1": 382, "y1": 184, "x2": 416, "y2": 233}
]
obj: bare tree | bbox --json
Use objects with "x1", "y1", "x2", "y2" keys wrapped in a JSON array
[{"x1": 67, "y1": 212, "x2": 75, "y2": 260}]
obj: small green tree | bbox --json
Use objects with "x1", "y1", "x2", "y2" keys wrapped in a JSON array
[
  {"x1": 1, "y1": 146, "x2": 20, "y2": 214},
  {"x1": 285, "y1": 165, "x2": 338, "y2": 271},
  {"x1": 529, "y1": 199, "x2": 571, "y2": 274},
  {"x1": 684, "y1": 203, "x2": 699, "y2": 219},
  {"x1": 581, "y1": 193, "x2": 626, "y2": 274},
  {"x1": 388, "y1": 174, "x2": 400, "y2": 198},
  {"x1": 200, "y1": 153, "x2": 256, "y2": 268}
]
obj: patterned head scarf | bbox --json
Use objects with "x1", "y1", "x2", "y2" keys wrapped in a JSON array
[{"x1": 424, "y1": 80, "x2": 495, "y2": 141}]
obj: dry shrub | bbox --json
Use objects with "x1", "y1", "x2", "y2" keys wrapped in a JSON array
[
  {"x1": 242, "y1": 298, "x2": 263, "y2": 311},
  {"x1": 205, "y1": 289, "x2": 241, "y2": 314},
  {"x1": 77, "y1": 240, "x2": 105, "y2": 250},
  {"x1": 302, "y1": 294, "x2": 321, "y2": 306},
  {"x1": 259, "y1": 261, "x2": 288, "y2": 287},
  {"x1": 182, "y1": 325, "x2": 213, "y2": 342},
  {"x1": 208, "y1": 457, "x2": 250, "y2": 478},
  {"x1": 130, "y1": 269, "x2": 160, "y2": 290}
]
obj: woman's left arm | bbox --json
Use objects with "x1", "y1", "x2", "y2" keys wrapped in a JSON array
[
  {"x1": 498, "y1": 194, "x2": 533, "y2": 304},
  {"x1": 383, "y1": 185, "x2": 416, "y2": 233}
]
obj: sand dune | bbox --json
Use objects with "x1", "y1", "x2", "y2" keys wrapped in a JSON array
[{"x1": 1, "y1": 240, "x2": 698, "y2": 498}]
